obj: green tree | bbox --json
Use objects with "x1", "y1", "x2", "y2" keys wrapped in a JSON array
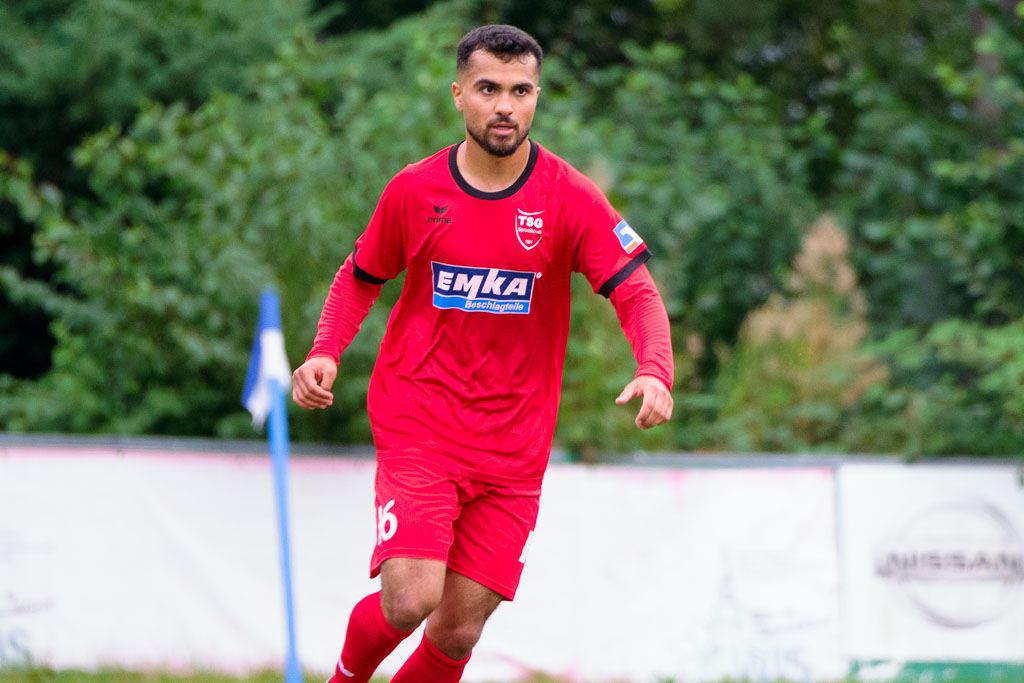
[
  {"x1": 710, "y1": 216, "x2": 888, "y2": 452},
  {"x1": 0, "y1": 0, "x2": 313, "y2": 378},
  {"x1": 855, "y1": 1, "x2": 1024, "y2": 456},
  {"x1": 0, "y1": 5, "x2": 469, "y2": 438},
  {"x1": 5, "y1": 0, "x2": 1024, "y2": 458}
]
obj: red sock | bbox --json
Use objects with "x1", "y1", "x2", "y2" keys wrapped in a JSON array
[
  {"x1": 390, "y1": 633, "x2": 471, "y2": 683},
  {"x1": 328, "y1": 591, "x2": 413, "y2": 683}
]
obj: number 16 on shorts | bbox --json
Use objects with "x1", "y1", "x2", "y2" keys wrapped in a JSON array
[{"x1": 377, "y1": 499, "x2": 397, "y2": 545}]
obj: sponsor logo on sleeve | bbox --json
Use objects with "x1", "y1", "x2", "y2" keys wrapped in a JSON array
[
  {"x1": 613, "y1": 219, "x2": 644, "y2": 254},
  {"x1": 515, "y1": 209, "x2": 544, "y2": 250},
  {"x1": 431, "y1": 262, "x2": 535, "y2": 314}
]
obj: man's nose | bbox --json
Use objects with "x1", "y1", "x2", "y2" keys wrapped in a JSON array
[{"x1": 495, "y1": 91, "x2": 514, "y2": 115}]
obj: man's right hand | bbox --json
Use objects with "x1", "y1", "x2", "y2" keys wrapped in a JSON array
[{"x1": 292, "y1": 356, "x2": 337, "y2": 410}]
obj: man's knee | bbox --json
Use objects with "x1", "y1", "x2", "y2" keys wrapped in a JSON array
[
  {"x1": 427, "y1": 619, "x2": 486, "y2": 661},
  {"x1": 381, "y1": 583, "x2": 441, "y2": 630},
  {"x1": 424, "y1": 570, "x2": 504, "y2": 660},
  {"x1": 379, "y1": 558, "x2": 446, "y2": 631}
]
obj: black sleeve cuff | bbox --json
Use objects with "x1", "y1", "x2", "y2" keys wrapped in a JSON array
[
  {"x1": 598, "y1": 249, "x2": 651, "y2": 298},
  {"x1": 352, "y1": 248, "x2": 389, "y2": 285}
]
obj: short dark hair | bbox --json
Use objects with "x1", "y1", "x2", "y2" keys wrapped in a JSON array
[{"x1": 456, "y1": 25, "x2": 543, "y2": 74}]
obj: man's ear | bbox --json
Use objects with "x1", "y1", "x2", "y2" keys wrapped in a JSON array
[{"x1": 452, "y1": 81, "x2": 463, "y2": 112}]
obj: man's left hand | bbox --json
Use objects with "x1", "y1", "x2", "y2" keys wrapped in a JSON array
[{"x1": 615, "y1": 375, "x2": 673, "y2": 430}]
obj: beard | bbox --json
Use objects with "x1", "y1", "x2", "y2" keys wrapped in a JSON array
[{"x1": 466, "y1": 116, "x2": 531, "y2": 158}]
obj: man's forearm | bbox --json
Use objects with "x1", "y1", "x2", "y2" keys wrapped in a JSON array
[
  {"x1": 307, "y1": 253, "x2": 383, "y2": 363},
  {"x1": 609, "y1": 265, "x2": 674, "y2": 390}
]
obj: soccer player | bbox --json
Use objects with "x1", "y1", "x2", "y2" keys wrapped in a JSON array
[{"x1": 292, "y1": 24, "x2": 674, "y2": 683}]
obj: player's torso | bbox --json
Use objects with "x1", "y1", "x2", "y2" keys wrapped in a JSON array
[
  {"x1": 366, "y1": 144, "x2": 608, "y2": 479},
  {"x1": 397, "y1": 146, "x2": 573, "y2": 320}
]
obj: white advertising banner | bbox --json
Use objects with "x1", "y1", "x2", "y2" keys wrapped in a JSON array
[
  {"x1": 0, "y1": 446, "x2": 374, "y2": 675},
  {"x1": 837, "y1": 463, "x2": 1024, "y2": 663},
  {"x1": 494, "y1": 464, "x2": 842, "y2": 683},
  {"x1": 1, "y1": 445, "x2": 842, "y2": 682}
]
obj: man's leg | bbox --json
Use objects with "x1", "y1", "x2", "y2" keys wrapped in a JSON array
[
  {"x1": 391, "y1": 570, "x2": 503, "y2": 682},
  {"x1": 328, "y1": 558, "x2": 445, "y2": 683},
  {"x1": 330, "y1": 456, "x2": 461, "y2": 682}
]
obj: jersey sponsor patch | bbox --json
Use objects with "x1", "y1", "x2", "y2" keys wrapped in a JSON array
[
  {"x1": 431, "y1": 262, "x2": 535, "y2": 314},
  {"x1": 515, "y1": 208, "x2": 544, "y2": 250},
  {"x1": 613, "y1": 219, "x2": 644, "y2": 254}
]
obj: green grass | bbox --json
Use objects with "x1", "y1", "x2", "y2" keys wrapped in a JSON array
[
  {"x1": 6, "y1": 663, "x2": 1018, "y2": 683},
  {"x1": 0, "y1": 672, "x2": 313, "y2": 683},
  {"x1": 0, "y1": 669, "x2": 863, "y2": 683},
  {"x1": 0, "y1": 669, "x2": 576, "y2": 683},
  {"x1": 0, "y1": 672, "x2": 866, "y2": 683},
  {"x1": 0, "y1": 671, "x2": 871, "y2": 683},
  {"x1": 0, "y1": 672, "x2": 340, "y2": 683},
  {"x1": 0, "y1": 669, "x2": 787, "y2": 683}
]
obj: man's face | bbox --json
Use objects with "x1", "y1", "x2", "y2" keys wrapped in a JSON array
[{"x1": 453, "y1": 49, "x2": 540, "y2": 158}]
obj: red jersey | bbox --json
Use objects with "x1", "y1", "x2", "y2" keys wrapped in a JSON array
[{"x1": 321, "y1": 142, "x2": 658, "y2": 486}]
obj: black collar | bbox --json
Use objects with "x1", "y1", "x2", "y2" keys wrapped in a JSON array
[{"x1": 448, "y1": 141, "x2": 539, "y2": 200}]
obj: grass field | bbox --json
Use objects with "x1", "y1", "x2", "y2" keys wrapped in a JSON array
[
  {"x1": 0, "y1": 670, "x2": 583, "y2": 683},
  {"x1": 0, "y1": 669, "x2": 846, "y2": 683},
  {"x1": 7, "y1": 665, "x2": 1018, "y2": 683},
  {"x1": 1, "y1": 672, "x2": 365, "y2": 683}
]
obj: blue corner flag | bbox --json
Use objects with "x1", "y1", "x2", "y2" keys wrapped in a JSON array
[
  {"x1": 242, "y1": 290, "x2": 293, "y2": 428},
  {"x1": 241, "y1": 289, "x2": 302, "y2": 683}
]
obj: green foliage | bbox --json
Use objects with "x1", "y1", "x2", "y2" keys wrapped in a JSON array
[
  {"x1": 3, "y1": 0, "x2": 1024, "y2": 457},
  {"x1": 860, "y1": 319, "x2": 1024, "y2": 456},
  {"x1": 536, "y1": 41, "x2": 821, "y2": 370},
  {"x1": 0, "y1": 6, "x2": 470, "y2": 439},
  {"x1": 0, "y1": 0, "x2": 315, "y2": 379},
  {"x1": 557, "y1": 277, "x2": 674, "y2": 459},
  {"x1": 707, "y1": 216, "x2": 889, "y2": 452},
  {"x1": 0, "y1": 0, "x2": 312, "y2": 160},
  {"x1": 535, "y1": 40, "x2": 822, "y2": 452},
  {"x1": 0, "y1": 151, "x2": 64, "y2": 376},
  {"x1": 845, "y1": 1, "x2": 1024, "y2": 456}
]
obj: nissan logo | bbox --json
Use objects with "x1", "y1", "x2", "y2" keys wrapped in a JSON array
[{"x1": 874, "y1": 500, "x2": 1024, "y2": 628}]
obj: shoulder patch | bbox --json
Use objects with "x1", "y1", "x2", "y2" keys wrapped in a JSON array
[{"x1": 613, "y1": 220, "x2": 644, "y2": 254}]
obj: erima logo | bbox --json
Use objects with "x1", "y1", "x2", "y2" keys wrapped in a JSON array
[
  {"x1": 613, "y1": 219, "x2": 644, "y2": 254},
  {"x1": 428, "y1": 204, "x2": 452, "y2": 224},
  {"x1": 431, "y1": 262, "x2": 535, "y2": 314}
]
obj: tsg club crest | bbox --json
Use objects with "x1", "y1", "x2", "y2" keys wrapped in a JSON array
[{"x1": 515, "y1": 209, "x2": 544, "y2": 250}]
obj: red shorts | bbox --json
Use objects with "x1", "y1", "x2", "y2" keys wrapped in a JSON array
[{"x1": 369, "y1": 457, "x2": 541, "y2": 600}]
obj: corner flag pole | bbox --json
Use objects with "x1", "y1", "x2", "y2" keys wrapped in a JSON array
[
  {"x1": 269, "y1": 376, "x2": 302, "y2": 683},
  {"x1": 241, "y1": 289, "x2": 302, "y2": 683}
]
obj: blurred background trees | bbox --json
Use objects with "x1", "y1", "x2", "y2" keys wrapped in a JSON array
[{"x1": 1, "y1": 0, "x2": 1022, "y2": 457}]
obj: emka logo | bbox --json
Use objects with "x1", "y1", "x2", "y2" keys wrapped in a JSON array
[
  {"x1": 515, "y1": 208, "x2": 543, "y2": 250},
  {"x1": 429, "y1": 204, "x2": 452, "y2": 224},
  {"x1": 431, "y1": 261, "x2": 535, "y2": 314}
]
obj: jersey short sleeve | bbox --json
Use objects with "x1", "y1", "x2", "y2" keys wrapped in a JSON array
[
  {"x1": 351, "y1": 175, "x2": 408, "y2": 283},
  {"x1": 569, "y1": 178, "x2": 652, "y2": 298}
]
